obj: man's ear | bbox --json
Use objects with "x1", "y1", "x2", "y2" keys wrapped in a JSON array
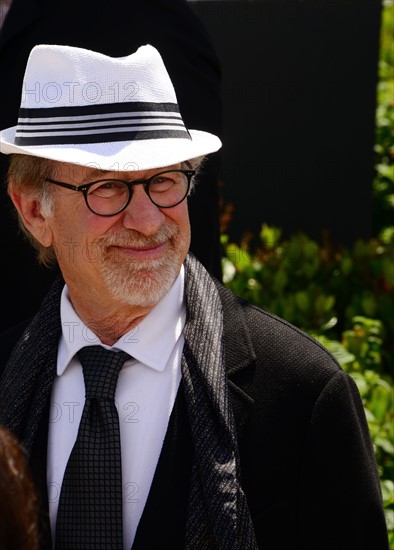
[{"x1": 8, "y1": 184, "x2": 53, "y2": 247}]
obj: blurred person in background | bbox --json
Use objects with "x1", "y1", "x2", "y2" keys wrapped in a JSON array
[{"x1": 0, "y1": 425, "x2": 40, "y2": 550}]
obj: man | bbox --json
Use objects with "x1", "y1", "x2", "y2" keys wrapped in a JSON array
[
  {"x1": 0, "y1": 0, "x2": 223, "y2": 331},
  {"x1": 0, "y1": 44, "x2": 389, "y2": 550}
]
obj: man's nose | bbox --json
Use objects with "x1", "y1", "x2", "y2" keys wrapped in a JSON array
[{"x1": 121, "y1": 184, "x2": 165, "y2": 235}]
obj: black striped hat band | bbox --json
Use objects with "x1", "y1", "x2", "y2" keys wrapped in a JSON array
[{"x1": 15, "y1": 101, "x2": 192, "y2": 146}]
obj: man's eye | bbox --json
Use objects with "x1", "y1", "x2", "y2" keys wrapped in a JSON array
[
  {"x1": 150, "y1": 176, "x2": 174, "y2": 189},
  {"x1": 90, "y1": 181, "x2": 125, "y2": 196}
]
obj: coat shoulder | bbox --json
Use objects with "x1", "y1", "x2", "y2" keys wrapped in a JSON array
[{"x1": 216, "y1": 282, "x2": 343, "y2": 389}]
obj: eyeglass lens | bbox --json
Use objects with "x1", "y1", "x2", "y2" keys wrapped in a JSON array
[{"x1": 86, "y1": 170, "x2": 189, "y2": 215}]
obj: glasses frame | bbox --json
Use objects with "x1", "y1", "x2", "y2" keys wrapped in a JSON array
[{"x1": 45, "y1": 169, "x2": 195, "y2": 217}]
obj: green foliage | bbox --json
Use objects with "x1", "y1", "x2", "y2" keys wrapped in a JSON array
[
  {"x1": 222, "y1": 227, "x2": 394, "y2": 375},
  {"x1": 324, "y1": 317, "x2": 394, "y2": 546},
  {"x1": 373, "y1": 0, "x2": 394, "y2": 239}
]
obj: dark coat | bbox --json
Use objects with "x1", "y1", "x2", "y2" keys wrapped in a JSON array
[
  {"x1": 0, "y1": 275, "x2": 389, "y2": 549},
  {"x1": 0, "y1": 0, "x2": 223, "y2": 331}
]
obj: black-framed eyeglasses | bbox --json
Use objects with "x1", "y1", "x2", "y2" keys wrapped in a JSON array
[{"x1": 45, "y1": 169, "x2": 195, "y2": 217}]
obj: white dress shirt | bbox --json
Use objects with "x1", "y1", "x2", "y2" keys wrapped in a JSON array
[{"x1": 47, "y1": 266, "x2": 185, "y2": 549}]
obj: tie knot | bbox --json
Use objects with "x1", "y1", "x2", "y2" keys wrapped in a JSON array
[{"x1": 78, "y1": 345, "x2": 130, "y2": 400}]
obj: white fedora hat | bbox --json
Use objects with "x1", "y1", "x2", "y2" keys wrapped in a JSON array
[{"x1": 0, "y1": 43, "x2": 221, "y2": 171}]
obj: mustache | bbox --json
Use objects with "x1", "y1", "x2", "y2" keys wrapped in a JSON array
[{"x1": 96, "y1": 223, "x2": 179, "y2": 250}]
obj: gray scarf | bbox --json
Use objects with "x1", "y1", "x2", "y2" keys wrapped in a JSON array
[{"x1": 0, "y1": 253, "x2": 258, "y2": 549}]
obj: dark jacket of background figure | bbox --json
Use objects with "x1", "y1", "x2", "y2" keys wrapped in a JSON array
[
  {"x1": 0, "y1": 266, "x2": 389, "y2": 550},
  {"x1": 0, "y1": 0, "x2": 223, "y2": 331}
]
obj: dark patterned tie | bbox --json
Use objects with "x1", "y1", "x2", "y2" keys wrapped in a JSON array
[{"x1": 55, "y1": 345, "x2": 130, "y2": 550}]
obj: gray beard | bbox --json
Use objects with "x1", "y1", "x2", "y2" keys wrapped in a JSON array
[{"x1": 96, "y1": 223, "x2": 188, "y2": 307}]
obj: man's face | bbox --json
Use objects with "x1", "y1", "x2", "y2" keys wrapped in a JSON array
[{"x1": 42, "y1": 161, "x2": 191, "y2": 308}]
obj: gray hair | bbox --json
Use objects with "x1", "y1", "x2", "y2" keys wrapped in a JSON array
[{"x1": 7, "y1": 154, "x2": 57, "y2": 267}]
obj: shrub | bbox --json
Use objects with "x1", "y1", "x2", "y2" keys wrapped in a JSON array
[{"x1": 222, "y1": 225, "x2": 394, "y2": 375}]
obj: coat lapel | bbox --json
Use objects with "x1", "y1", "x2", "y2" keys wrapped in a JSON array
[{"x1": 215, "y1": 281, "x2": 256, "y2": 434}]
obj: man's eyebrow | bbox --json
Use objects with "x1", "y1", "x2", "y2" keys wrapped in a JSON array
[{"x1": 83, "y1": 167, "x2": 111, "y2": 181}]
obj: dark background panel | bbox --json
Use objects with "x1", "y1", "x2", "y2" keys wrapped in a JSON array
[{"x1": 190, "y1": 0, "x2": 383, "y2": 246}]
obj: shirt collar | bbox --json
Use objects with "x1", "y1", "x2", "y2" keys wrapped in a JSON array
[{"x1": 58, "y1": 265, "x2": 186, "y2": 375}]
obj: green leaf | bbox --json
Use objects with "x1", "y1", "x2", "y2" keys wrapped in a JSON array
[
  {"x1": 375, "y1": 436, "x2": 394, "y2": 455},
  {"x1": 295, "y1": 291, "x2": 310, "y2": 312},
  {"x1": 340, "y1": 256, "x2": 353, "y2": 276},
  {"x1": 384, "y1": 509, "x2": 394, "y2": 531},
  {"x1": 322, "y1": 339, "x2": 356, "y2": 366},
  {"x1": 381, "y1": 480, "x2": 394, "y2": 506},
  {"x1": 260, "y1": 224, "x2": 282, "y2": 248},
  {"x1": 361, "y1": 294, "x2": 378, "y2": 317},
  {"x1": 221, "y1": 258, "x2": 236, "y2": 284},
  {"x1": 273, "y1": 269, "x2": 288, "y2": 293}
]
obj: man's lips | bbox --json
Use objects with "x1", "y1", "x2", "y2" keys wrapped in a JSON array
[{"x1": 110, "y1": 241, "x2": 167, "y2": 259}]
